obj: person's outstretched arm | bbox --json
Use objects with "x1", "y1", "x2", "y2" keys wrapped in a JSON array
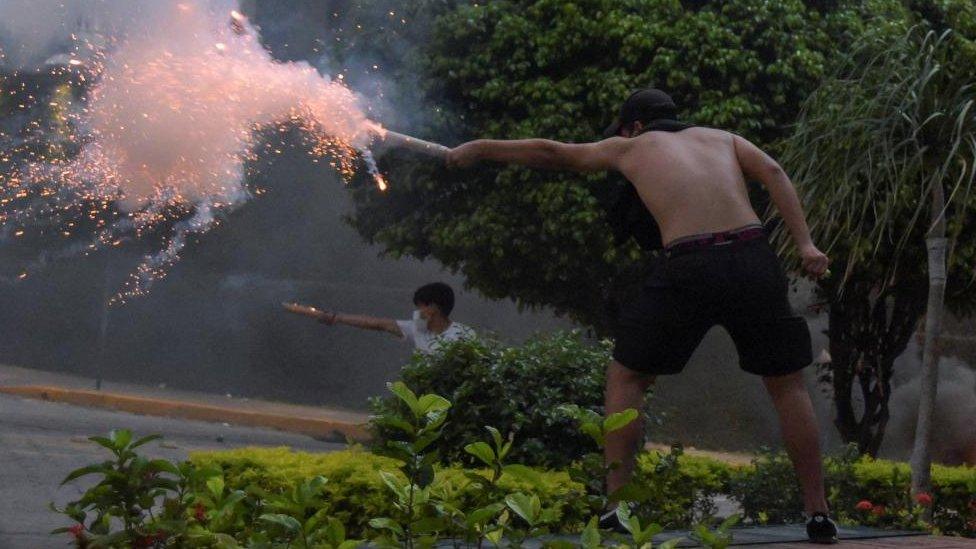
[
  {"x1": 282, "y1": 302, "x2": 402, "y2": 336},
  {"x1": 732, "y1": 135, "x2": 829, "y2": 277},
  {"x1": 447, "y1": 137, "x2": 630, "y2": 172}
]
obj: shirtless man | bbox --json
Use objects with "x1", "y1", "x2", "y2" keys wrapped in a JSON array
[{"x1": 447, "y1": 89, "x2": 837, "y2": 543}]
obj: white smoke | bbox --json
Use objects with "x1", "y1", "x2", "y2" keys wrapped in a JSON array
[
  {"x1": 0, "y1": 0, "x2": 150, "y2": 70},
  {"x1": 2, "y1": 0, "x2": 380, "y2": 300},
  {"x1": 884, "y1": 355, "x2": 976, "y2": 465}
]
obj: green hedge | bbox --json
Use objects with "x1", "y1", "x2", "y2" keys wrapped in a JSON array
[
  {"x1": 189, "y1": 446, "x2": 730, "y2": 534},
  {"x1": 727, "y1": 448, "x2": 976, "y2": 537},
  {"x1": 192, "y1": 446, "x2": 976, "y2": 538},
  {"x1": 189, "y1": 446, "x2": 590, "y2": 536}
]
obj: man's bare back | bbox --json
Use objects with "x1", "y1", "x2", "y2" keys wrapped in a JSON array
[
  {"x1": 615, "y1": 127, "x2": 759, "y2": 246},
  {"x1": 448, "y1": 121, "x2": 827, "y2": 277}
]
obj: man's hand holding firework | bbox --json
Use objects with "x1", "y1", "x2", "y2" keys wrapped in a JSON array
[{"x1": 282, "y1": 302, "x2": 337, "y2": 324}]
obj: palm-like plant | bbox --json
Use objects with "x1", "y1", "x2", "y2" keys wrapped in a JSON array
[{"x1": 774, "y1": 20, "x2": 976, "y2": 465}]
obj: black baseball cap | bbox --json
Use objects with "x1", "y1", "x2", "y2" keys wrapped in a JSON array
[{"x1": 603, "y1": 88, "x2": 678, "y2": 138}]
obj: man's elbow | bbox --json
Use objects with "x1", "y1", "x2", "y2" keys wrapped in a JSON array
[{"x1": 759, "y1": 162, "x2": 789, "y2": 187}]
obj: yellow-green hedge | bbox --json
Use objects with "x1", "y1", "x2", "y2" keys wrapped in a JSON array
[
  {"x1": 191, "y1": 446, "x2": 975, "y2": 538},
  {"x1": 190, "y1": 446, "x2": 591, "y2": 536}
]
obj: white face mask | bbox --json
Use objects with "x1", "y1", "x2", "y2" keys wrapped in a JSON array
[{"x1": 412, "y1": 309, "x2": 426, "y2": 332}]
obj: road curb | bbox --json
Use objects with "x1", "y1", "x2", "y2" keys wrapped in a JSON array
[{"x1": 0, "y1": 385, "x2": 371, "y2": 443}]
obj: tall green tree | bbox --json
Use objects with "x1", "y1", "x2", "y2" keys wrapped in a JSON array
[
  {"x1": 775, "y1": 4, "x2": 976, "y2": 457},
  {"x1": 344, "y1": 0, "x2": 884, "y2": 333}
]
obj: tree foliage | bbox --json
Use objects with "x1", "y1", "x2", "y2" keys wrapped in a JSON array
[
  {"x1": 775, "y1": 1, "x2": 976, "y2": 455},
  {"x1": 343, "y1": 0, "x2": 885, "y2": 333}
]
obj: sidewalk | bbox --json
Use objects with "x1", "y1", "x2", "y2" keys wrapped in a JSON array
[{"x1": 0, "y1": 364, "x2": 370, "y2": 442}]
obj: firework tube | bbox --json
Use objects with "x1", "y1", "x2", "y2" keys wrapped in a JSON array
[{"x1": 368, "y1": 125, "x2": 449, "y2": 160}]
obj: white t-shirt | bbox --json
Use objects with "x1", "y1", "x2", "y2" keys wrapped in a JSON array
[{"x1": 396, "y1": 318, "x2": 474, "y2": 354}]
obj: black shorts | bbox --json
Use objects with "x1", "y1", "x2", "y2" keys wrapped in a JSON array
[{"x1": 612, "y1": 236, "x2": 812, "y2": 377}]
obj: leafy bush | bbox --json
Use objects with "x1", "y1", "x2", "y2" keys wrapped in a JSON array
[
  {"x1": 190, "y1": 446, "x2": 589, "y2": 538},
  {"x1": 368, "y1": 331, "x2": 612, "y2": 468},
  {"x1": 53, "y1": 392, "x2": 976, "y2": 547},
  {"x1": 727, "y1": 446, "x2": 976, "y2": 537}
]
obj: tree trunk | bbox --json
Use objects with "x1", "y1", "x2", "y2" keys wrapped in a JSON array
[
  {"x1": 910, "y1": 182, "x2": 948, "y2": 507},
  {"x1": 827, "y1": 278, "x2": 926, "y2": 456}
]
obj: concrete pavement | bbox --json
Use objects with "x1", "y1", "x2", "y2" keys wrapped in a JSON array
[{"x1": 0, "y1": 363, "x2": 371, "y2": 443}]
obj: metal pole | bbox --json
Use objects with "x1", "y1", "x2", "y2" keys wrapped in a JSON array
[{"x1": 95, "y1": 264, "x2": 111, "y2": 390}]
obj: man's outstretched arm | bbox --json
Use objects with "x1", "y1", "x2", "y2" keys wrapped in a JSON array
[
  {"x1": 448, "y1": 138, "x2": 629, "y2": 172},
  {"x1": 732, "y1": 135, "x2": 829, "y2": 276},
  {"x1": 282, "y1": 303, "x2": 402, "y2": 336}
]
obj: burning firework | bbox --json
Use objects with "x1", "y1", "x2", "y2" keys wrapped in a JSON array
[{"x1": 0, "y1": 0, "x2": 444, "y2": 303}]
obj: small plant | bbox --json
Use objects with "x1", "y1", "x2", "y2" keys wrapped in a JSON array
[
  {"x1": 51, "y1": 429, "x2": 186, "y2": 548},
  {"x1": 254, "y1": 476, "x2": 361, "y2": 548},
  {"x1": 369, "y1": 381, "x2": 453, "y2": 548},
  {"x1": 502, "y1": 492, "x2": 563, "y2": 547},
  {"x1": 559, "y1": 404, "x2": 639, "y2": 513},
  {"x1": 612, "y1": 505, "x2": 681, "y2": 549},
  {"x1": 691, "y1": 514, "x2": 740, "y2": 549}
]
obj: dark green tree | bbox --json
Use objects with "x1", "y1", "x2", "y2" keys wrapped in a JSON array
[
  {"x1": 342, "y1": 0, "x2": 891, "y2": 333},
  {"x1": 774, "y1": 1, "x2": 976, "y2": 457}
]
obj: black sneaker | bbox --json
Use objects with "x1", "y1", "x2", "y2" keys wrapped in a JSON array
[
  {"x1": 597, "y1": 506, "x2": 630, "y2": 534},
  {"x1": 806, "y1": 512, "x2": 838, "y2": 544}
]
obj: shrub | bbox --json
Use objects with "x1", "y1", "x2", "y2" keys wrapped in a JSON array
[
  {"x1": 726, "y1": 446, "x2": 976, "y2": 537},
  {"x1": 368, "y1": 331, "x2": 612, "y2": 468},
  {"x1": 189, "y1": 446, "x2": 589, "y2": 538}
]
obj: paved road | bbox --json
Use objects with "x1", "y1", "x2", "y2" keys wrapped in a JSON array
[{"x1": 0, "y1": 393, "x2": 344, "y2": 549}]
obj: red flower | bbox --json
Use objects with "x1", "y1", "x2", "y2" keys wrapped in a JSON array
[
  {"x1": 915, "y1": 493, "x2": 933, "y2": 506},
  {"x1": 67, "y1": 524, "x2": 84, "y2": 539},
  {"x1": 194, "y1": 502, "x2": 206, "y2": 522},
  {"x1": 871, "y1": 504, "x2": 886, "y2": 516},
  {"x1": 855, "y1": 500, "x2": 873, "y2": 511}
]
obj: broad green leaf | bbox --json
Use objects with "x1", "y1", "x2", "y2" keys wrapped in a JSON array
[
  {"x1": 485, "y1": 527, "x2": 504, "y2": 545},
  {"x1": 130, "y1": 434, "x2": 163, "y2": 450},
  {"x1": 464, "y1": 441, "x2": 496, "y2": 466},
  {"x1": 87, "y1": 436, "x2": 116, "y2": 452},
  {"x1": 580, "y1": 516, "x2": 601, "y2": 549},
  {"x1": 259, "y1": 513, "x2": 301, "y2": 533},
  {"x1": 603, "y1": 409, "x2": 639, "y2": 434},
  {"x1": 466, "y1": 503, "x2": 505, "y2": 527},
  {"x1": 206, "y1": 476, "x2": 225, "y2": 498},
  {"x1": 147, "y1": 458, "x2": 179, "y2": 476},
  {"x1": 369, "y1": 517, "x2": 404, "y2": 535},
  {"x1": 417, "y1": 393, "x2": 451, "y2": 415},
  {"x1": 109, "y1": 429, "x2": 132, "y2": 449},
  {"x1": 505, "y1": 493, "x2": 540, "y2": 526},
  {"x1": 388, "y1": 382, "x2": 420, "y2": 416},
  {"x1": 486, "y1": 426, "x2": 503, "y2": 449},
  {"x1": 61, "y1": 462, "x2": 110, "y2": 485}
]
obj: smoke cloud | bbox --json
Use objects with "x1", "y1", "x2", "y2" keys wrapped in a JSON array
[
  {"x1": 884, "y1": 355, "x2": 976, "y2": 465},
  {"x1": 1, "y1": 0, "x2": 383, "y2": 301}
]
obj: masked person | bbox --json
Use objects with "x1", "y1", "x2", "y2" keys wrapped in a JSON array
[
  {"x1": 447, "y1": 89, "x2": 837, "y2": 544},
  {"x1": 283, "y1": 282, "x2": 473, "y2": 354}
]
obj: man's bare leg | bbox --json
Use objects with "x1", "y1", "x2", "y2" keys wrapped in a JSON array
[
  {"x1": 763, "y1": 371, "x2": 829, "y2": 514},
  {"x1": 605, "y1": 360, "x2": 656, "y2": 498}
]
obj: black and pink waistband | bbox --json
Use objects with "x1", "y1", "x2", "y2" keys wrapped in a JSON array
[{"x1": 664, "y1": 224, "x2": 766, "y2": 256}]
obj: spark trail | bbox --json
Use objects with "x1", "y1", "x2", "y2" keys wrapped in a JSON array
[{"x1": 0, "y1": 0, "x2": 399, "y2": 303}]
